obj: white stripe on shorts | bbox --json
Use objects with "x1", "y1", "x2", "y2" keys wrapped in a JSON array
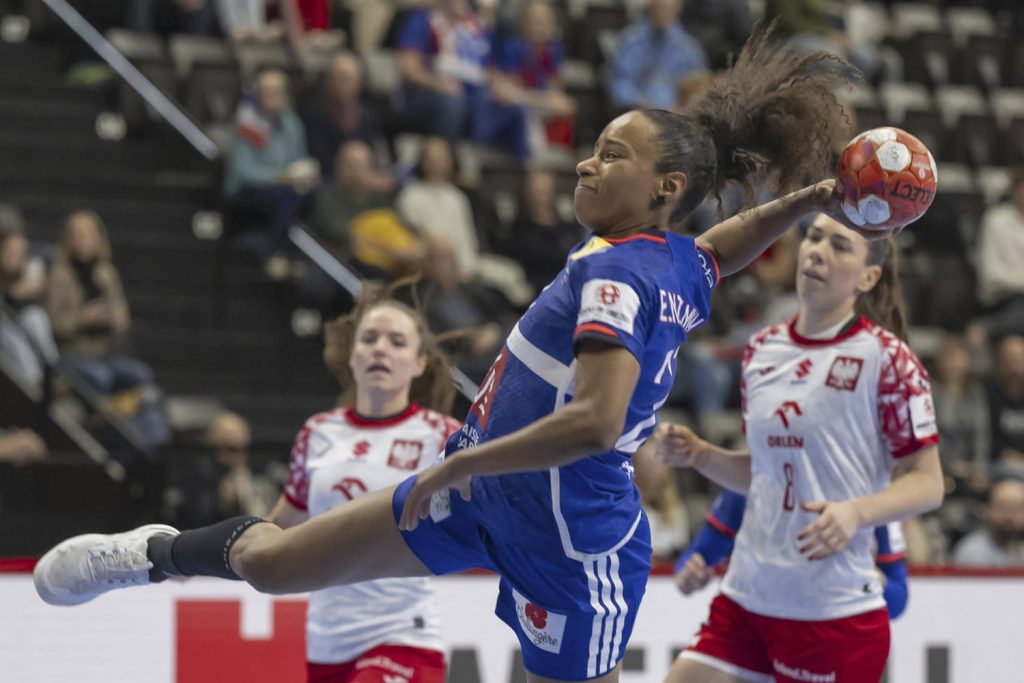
[{"x1": 586, "y1": 554, "x2": 627, "y2": 677}]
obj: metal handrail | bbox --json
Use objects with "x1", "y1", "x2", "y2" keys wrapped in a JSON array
[
  {"x1": 288, "y1": 225, "x2": 481, "y2": 402},
  {"x1": 39, "y1": 0, "x2": 219, "y2": 160}
]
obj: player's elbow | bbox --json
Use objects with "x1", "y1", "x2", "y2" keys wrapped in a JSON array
[{"x1": 571, "y1": 405, "x2": 624, "y2": 453}]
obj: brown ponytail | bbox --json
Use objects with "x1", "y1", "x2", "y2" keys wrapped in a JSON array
[
  {"x1": 856, "y1": 238, "x2": 909, "y2": 341},
  {"x1": 322, "y1": 279, "x2": 457, "y2": 415},
  {"x1": 642, "y1": 27, "x2": 857, "y2": 226}
]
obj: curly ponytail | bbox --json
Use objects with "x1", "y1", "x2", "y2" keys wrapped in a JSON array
[
  {"x1": 642, "y1": 28, "x2": 857, "y2": 226},
  {"x1": 856, "y1": 238, "x2": 909, "y2": 341},
  {"x1": 322, "y1": 279, "x2": 458, "y2": 415}
]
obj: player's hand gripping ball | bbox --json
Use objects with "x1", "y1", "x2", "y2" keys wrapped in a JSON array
[{"x1": 835, "y1": 127, "x2": 938, "y2": 231}]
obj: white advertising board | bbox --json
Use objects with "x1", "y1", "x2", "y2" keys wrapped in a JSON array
[{"x1": 1, "y1": 573, "x2": 1022, "y2": 682}]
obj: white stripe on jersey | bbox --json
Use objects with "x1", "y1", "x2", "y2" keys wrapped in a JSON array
[
  {"x1": 549, "y1": 466, "x2": 643, "y2": 561},
  {"x1": 507, "y1": 323, "x2": 572, "y2": 391}
]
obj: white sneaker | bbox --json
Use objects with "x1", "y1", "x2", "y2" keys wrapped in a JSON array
[{"x1": 34, "y1": 524, "x2": 179, "y2": 606}]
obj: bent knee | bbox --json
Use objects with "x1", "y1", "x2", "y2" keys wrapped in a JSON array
[{"x1": 231, "y1": 529, "x2": 298, "y2": 595}]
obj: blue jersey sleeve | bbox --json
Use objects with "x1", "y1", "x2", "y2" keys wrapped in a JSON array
[
  {"x1": 874, "y1": 524, "x2": 909, "y2": 619},
  {"x1": 567, "y1": 256, "x2": 656, "y2": 363},
  {"x1": 397, "y1": 9, "x2": 432, "y2": 53},
  {"x1": 674, "y1": 491, "x2": 745, "y2": 571}
]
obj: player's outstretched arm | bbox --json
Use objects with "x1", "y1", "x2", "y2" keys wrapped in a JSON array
[
  {"x1": 399, "y1": 341, "x2": 640, "y2": 530},
  {"x1": 656, "y1": 423, "x2": 752, "y2": 492},
  {"x1": 797, "y1": 446, "x2": 944, "y2": 561},
  {"x1": 697, "y1": 180, "x2": 892, "y2": 278}
]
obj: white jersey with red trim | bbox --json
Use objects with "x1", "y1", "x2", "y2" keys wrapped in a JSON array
[
  {"x1": 283, "y1": 404, "x2": 462, "y2": 664},
  {"x1": 721, "y1": 317, "x2": 938, "y2": 621}
]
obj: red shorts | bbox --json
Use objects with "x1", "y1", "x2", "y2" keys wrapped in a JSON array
[
  {"x1": 307, "y1": 645, "x2": 446, "y2": 683},
  {"x1": 682, "y1": 594, "x2": 890, "y2": 683}
]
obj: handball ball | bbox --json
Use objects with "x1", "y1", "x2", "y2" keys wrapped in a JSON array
[{"x1": 835, "y1": 127, "x2": 938, "y2": 231}]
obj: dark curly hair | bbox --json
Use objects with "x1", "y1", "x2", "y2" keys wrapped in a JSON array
[
  {"x1": 322, "y1": 279, "x2": 457, "y2": 415},
  {"x1": 643, "y1": 28, "x2": 857, "y2": 226}
]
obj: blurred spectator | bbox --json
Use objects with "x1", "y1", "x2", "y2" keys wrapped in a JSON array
[
  {"x1": 168, "y1": 411, "x2": 274, "y2": 527},
  {"x1": 127, "y1": 0, "x2": 218, "y2": 37},
  {"x1": 840, "y1": 0, "x2": 886, "y2": 80},
  {"x1": 394, "y1": 0, "x2": 529, "y2": 159},
  {"x1": 491, "y1": 1, "x2": 576, "y2": 152},
  {"x1": 952, "y1": 478, "x2": 1024, "y2": 567},
  {"x1": 45, "y1": 211, "x2": 170, "y2": 450},
  {"x1": 0, "y1": 428, "x2": 46, "y2": 466},
  {"x1": 988, "y1": 335, "x2": 1024, "y2": 473},
  {"x1": 224, "y1": 68, "x2": 318, "y2": 277},
  {"x1": 0, "y1": 232, "x2": 59, "y2": 386},
  {"x1": 680, "y1": 0, "x2": 753, "y2": 71},
  {"x1": 973, "y1": 167, "x2": 1024, "y2": 342},
  {"x1": 633, "y1": 435, "x2": 689, "y2": 562},
  {"x1": 763, "y1": 0, "x2": 848, "y2": 57},
  {"x1": 495, "y1": 168, "x2": 581, "y2": 293},
  {"x1": 397, "y1": 136, "x2": 533, "y2": 305},
  {"x1": 933, "y1": 335, "x2": 991, "y2": 490},
  {"x1": 608, "y1": 0, "x2": 708, "y2": 111},
  {"x1": 216, "y1": 0, "x2": 285, "y2": 42},
  {"x1": 416, "y1": 235, "x2": 505, "y2": 382},
  {"x1": 301, "y1": 51, "x2": 384, "y2": 178},
  {"x1": 303, "y1": 140, "x2": 421, "y2": 309}
]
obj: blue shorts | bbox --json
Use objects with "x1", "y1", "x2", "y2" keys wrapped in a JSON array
[{"x1": 392, "y1": 475, "x2": 652, "y2": 680}]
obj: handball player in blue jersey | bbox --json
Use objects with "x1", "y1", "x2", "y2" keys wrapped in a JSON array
[{"x1": 34, "y1": 36, "x2": 883, "y2": 683}]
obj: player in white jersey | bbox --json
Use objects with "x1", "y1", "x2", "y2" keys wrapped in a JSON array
[
  {"x1": 660, "y1": 214, "x2": 945, "y2": 683},
  {"x1": 267, "y1": 294, "x2": 460, "y2": 683}
]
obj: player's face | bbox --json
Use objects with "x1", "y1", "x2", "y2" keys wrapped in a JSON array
[
  {"x1": 574, "y1": 111, "x2": 663, "y2": 234},
  {"x1": 796, "y1": 215, "x2": 881, "y2": 311},
  {"x1": 349, "y1": 305, "x2": 427, "y2": 398}
]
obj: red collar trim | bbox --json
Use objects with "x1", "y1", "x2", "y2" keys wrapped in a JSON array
[
  {"x1": 786, "y1": 316, "x2": 866, "y2": 347},
  {"x1": 603, "y1": 228, "x2": 667, "y2": 245},
  {"x1": 344, "y1": 403, "x2": 420, "y2": 428}
]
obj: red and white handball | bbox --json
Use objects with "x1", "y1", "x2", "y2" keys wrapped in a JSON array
[{"x1": 835, "y1": 127, "x2": 938, "y2": 231}]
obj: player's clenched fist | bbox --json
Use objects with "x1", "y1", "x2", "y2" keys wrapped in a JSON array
[
  {"x1": 656, "y1": 423, "x2": 710, "y2": 469},
  {"x1": 674, "y1": 552, "x2": 713, "y2": 595}
]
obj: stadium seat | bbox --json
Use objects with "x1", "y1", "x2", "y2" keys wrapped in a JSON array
[
  {"x1": 991, "y1": 88, "x2": 1024, "y2": 127},
  {"x1": 846, "y1": 82, "x2": 880, "y2": 109},
  {"x1": 235, "y1": 41, "x2": 298, "y2": 84},
  {"x1": 168, "y1": 35, "x2": 232, "y2": 80},
  {"x1": 946, "y1": 7, "x2": 997, "y2": 47},
  {"x1": 561, "y1": 59, "x2": 597, "y2": 90},
  {"x1": 106, "y1": 29, "x2": 164, "y2": 63},
  {"x1": 934, "y1": 162, "x2": 975, "y2": 194},
  {"x1": 853, "y1": 105, "x2": 887, "y2": 132},
  {"x1": 891, "y1": 3, "x2": 943, "y2": 36},
  {"x1": 363, "y1": 49, "x2": 401, "y2": 97},
  {"x1": 976, "y1": 166, "x2": 1012, "y2": 206},
  {"x1": 878, "y1": 81, "x2": 932, "y2": 124},
  {"x1": 935, "y1": 85, "x2": 987, "y2": 127}
]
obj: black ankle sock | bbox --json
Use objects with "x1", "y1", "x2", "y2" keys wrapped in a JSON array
[{"x1": 146, "y1": 516, "x2": 267, "y2": 582}]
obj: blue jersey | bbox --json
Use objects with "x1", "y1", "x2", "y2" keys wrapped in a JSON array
[{"x1": 447, "y1": 229, "x2": 719, "y2": 556}]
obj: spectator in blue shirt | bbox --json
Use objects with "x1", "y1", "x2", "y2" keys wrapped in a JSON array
[
  {"x1": 224, "y1": 69, "x2": 318, "y2": 276},
  {"x1": 609, "y1": 0, "x2": 709, "y2": 111},
  {"x1": 395, "y1": 0, "x2": 529, "y2": 159}
]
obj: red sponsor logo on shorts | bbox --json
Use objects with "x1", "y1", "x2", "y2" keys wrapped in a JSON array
[
  {"x1": 767, "y1": 435, "x2": 804, "y2": 448},
  {"x1": 599, "y1": 284, "x2": 620, "y2": 305},
  {"x1": 525, "y1": 603, "x2": 547, "y2": 629},
  {"x1": 825, "y1": 356, "x2": 863, "y2": 391},
  {"x1": 469, "y1": 350, "x2": 509, "y2": 430}
]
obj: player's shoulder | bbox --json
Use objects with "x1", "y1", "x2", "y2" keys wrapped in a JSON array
[
  {"x1": 302, "y1": 408, "x2": 345, "y2": 431},
  {"x1": 413, "y1": 406, "x2": 463, "y2": 435},
  {"x1": 860, "y1": 318, "x2": 928, "y2": 373},
  {"x1": 746, "y1": 321, "x2": 789, "y2": 355}
]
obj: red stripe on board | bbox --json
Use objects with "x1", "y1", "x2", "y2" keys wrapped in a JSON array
[{"x1": 0, "y1": 557, "x2": 37, "y2": 572}]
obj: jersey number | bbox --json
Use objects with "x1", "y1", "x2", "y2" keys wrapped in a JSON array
[{"x1": 782, "y1": 463, "x2": 796, "y2": 511}]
